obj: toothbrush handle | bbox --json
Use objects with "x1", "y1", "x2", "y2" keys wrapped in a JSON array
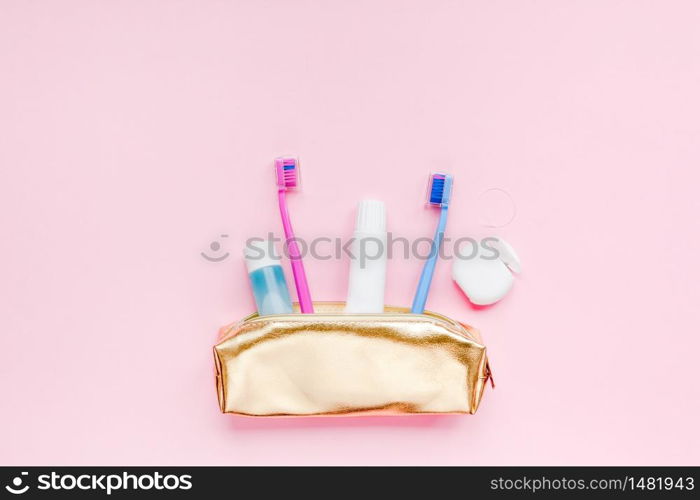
[
  {"x1": 411, "y1": 206, "x2": 448, "y2": 314},
  {"x1": 278, "y1": 190, "x2": 314, "y2": 313}
]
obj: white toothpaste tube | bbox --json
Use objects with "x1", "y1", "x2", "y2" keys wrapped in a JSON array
[{"x1": 345, "y1": 200, "x2": 387, "y2": 313}]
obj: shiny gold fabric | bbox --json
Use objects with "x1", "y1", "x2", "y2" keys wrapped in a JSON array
[{"x1": 214, "y1": 303, "x2": 492, "y2": 416}]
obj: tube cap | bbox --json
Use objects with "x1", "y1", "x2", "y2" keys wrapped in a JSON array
[
  {"x1": 355, "y1": 199, "x2": 386, "y2": 233},
  {"x1": 244, "y1": 239, "x2": 283, "y2": 274}
]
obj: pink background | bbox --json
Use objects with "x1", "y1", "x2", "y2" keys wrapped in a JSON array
[{"x1": 1, "y1": 1, "x2": 699, "y2": 465}]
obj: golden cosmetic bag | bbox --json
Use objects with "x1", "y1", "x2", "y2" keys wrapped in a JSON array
[{"x1": 214, "y1": 302, "x2": 493, "y2": 417}]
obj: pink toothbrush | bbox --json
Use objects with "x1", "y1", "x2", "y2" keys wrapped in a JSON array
[{"x1": 275, "y1": 157, "x2": 314, "y2": 313}]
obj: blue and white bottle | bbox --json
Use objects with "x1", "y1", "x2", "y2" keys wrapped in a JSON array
[{"x1": 244, "y1": 239, "x2": 294, "y2": 315}]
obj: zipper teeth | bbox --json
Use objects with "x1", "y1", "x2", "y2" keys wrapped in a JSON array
[{"x1": 229, "y1": 310, "x2": 478, "y2": 342}]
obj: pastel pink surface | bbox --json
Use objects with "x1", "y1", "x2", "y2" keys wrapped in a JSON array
[{"x1": 1, "y1": 1, "x2": 699, "y2": 465}]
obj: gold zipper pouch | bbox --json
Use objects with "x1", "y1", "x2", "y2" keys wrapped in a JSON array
[{"x1": 214, "y1": 303, "x2": 492, "y2": 417}]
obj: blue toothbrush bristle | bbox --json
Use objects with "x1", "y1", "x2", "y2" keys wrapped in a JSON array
[{"x1": 430, "y1": 176, "x2": 445, "y2": 204}]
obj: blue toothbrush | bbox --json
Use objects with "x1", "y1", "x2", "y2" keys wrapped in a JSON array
[{"x1": 411, "y1": 173, "x2": 453, "y2": 313}]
